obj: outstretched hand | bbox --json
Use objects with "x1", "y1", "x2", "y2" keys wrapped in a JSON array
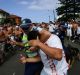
[{"x1": 19, "y1": 55, "x2": 27, "y2": 64}]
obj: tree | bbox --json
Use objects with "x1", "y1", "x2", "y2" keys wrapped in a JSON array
[
  {"x1": 0, "y1": 18, "x2": 16, "y2": 25},
  {"x1": 56, "y1": 0, "x2": 80, "y2": 22}
]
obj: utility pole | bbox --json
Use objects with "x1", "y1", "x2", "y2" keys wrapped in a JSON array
[
  {"x1": 53, "y1": 9, "x2": 56, "y2": 22},
  {"x1": 48, "y1": 10, "x2": 50, "y2": 23},
  {"x1": 49, "y1": 15, "x2": 50, "y2": 23}
]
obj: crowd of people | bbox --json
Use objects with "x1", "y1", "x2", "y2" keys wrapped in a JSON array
[{"x1": 0, "y1": 19, "x2": 80, "y2": 75}]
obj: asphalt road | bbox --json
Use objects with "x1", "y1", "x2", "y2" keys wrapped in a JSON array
[
  {"x1": 0, "y1": 38, "x2": 80, "y2": 75},
  {"x1": 0, "y1": 52, "x2": 25, "y2": 75},
  {"x1": 64, "y1": 38, "x2": 80, "y2": 75},
  {"x1": 68, "y1": 61, "x2": 80, "y2": 75}
]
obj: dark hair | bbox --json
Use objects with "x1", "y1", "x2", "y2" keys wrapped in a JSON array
[{"x1": 27, "y1": 31, "x2": 39, "y2": 41}]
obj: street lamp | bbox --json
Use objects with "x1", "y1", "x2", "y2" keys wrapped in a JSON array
[{"x1": 48, "y1": 10, "x2": 50, "y2": 23}]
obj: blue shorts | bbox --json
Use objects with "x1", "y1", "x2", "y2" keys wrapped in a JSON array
[{"x1": 24, "y1": 61, "x2": 43, "y2": 75}]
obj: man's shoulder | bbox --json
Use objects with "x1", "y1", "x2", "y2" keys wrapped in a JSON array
[{"x1": 46, "y1": 34, "x2": 59, "y2": 42}]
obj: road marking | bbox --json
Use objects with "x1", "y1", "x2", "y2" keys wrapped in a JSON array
[{"x1": 13, "y1": 72, "x2": 16, "y2": 75}]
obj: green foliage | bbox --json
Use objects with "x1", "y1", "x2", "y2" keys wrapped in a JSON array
[
  {"x1": 0, "y1": 18, "x2": 5, "y2": 24},
  {"x1": 0, "y1": 18, "x2": 16, "y2": 25},
  {"x1": 56, "y1": 0, "x2": 80, "y2": 21}
]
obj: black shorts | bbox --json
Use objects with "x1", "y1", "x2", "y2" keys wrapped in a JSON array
[{"x1": 24, "y1": 61, "x2": 43, "y2": 75}]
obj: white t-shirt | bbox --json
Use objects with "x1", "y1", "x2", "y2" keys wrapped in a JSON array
[
  {"x1": 67, "y1": 24, "x2": 72, "y2": 37},
  {"x1": 39, "y1": 34, "x2": 69, "y2": 75},
  {"x1": 77, "y1": 27, "x2": 80, "y2": 35},
  {"x1": 48, "y1": 24, "x2": 55, "y2": 32}
]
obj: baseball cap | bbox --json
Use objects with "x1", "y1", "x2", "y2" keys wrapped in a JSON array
[{"x1": 20, "y1": 18, "x2": 32, "y2": 31}]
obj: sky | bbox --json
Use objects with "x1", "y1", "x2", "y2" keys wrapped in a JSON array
[{"x1": 0, "y1": 0, "x2": 59, "y2": 23}]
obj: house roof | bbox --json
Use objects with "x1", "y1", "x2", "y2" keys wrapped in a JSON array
[
  {"x1": 0, "y1": 9, "x2": 21, "y2": 19},
  {"x1": 8, "y1": 15, "x2": 21, "y2": 18},
  {"x1": 0, "y1": 9, "x2": 9, "y2": 14}
]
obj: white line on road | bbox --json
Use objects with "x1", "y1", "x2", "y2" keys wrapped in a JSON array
[{"x1": 13, "y1": 72, "x2": 16, "y2": 75}]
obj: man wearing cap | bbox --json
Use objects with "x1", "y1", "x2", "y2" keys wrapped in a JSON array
[
  {"x1": 20, "y1": 19, "x2": 69, "y2": 75},
  {"x1": 11, "y1": 19, "x2": 43, "y2": 75}
]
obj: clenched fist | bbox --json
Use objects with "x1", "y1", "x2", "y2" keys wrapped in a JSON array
[{"x1": 28, "y1": 40, "x2": 40, "y2": 47}]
